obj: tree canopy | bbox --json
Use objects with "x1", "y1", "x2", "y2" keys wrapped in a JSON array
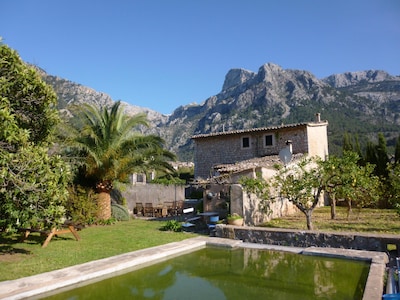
[
  {"x1": 63, "y1": 101, "x2": 176, "y2": 219},
  {"x1": 240, "y1": 152, "x2": 380, "y2": 230},
  {"x1": 0, "y1": 43, "x2": 70, "y2": 231}
]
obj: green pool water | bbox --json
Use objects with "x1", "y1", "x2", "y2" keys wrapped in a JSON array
[{"x1": 41, "y1": 247, "x2": 369, "y2": 300}]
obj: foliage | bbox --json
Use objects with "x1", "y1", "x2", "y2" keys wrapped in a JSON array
[
  {"x1": 239, "y1": 174, "x2": 273, "y2": 215},
  {"x1": 0, "y1": 43, "x2": 70, "y2": 232},
  {"x1": 65, "y1": 185, "x2": 98, "y2": 225},
  {"x1": 62, "y1": 101, "x2": 176, "y2": 219},
  {"x1": 240, "y1": 153, "x2": 381, "y2": 230},
  {"x1": 160, "y1": 219, "x2": 182, "y2": 232},
  {"x1": 111, "y1": 204, "x2": 130, "y2": 221},
  {"x1": 151, "y1": 176, "x2": 185, "y2": 185},
  {"x1": 388, "y1": 163, "x2": 400, "y2": 214},
  {"x1": 64, "y1": 101, "x2": 176, "y2": 189},
  {"x1": 395, "y1": 135, "x2": 400, "y2": 164},
  {"x1": 0, "y1": 145, "x2": 71, "y2": 231},
  {"x1": 0, "y1": 44, "x2": 59, "y2": 147},
  {"x1": 227, "y1": 213, "x2": 243, "y2": 220},
  {"x1": 321, "y1": 151, "x2": 381, "y2": 218},
  {"x1": 272, "y1": 157, "x2": 323, "y2": 230}
]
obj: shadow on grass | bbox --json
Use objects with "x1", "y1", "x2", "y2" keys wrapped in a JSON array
[
  {"x1": 0, "y1": 232, "x2": 77, "y2": 255},
  {"x1": 0, "y1": 234, "x2": 31, "y2": 255}
]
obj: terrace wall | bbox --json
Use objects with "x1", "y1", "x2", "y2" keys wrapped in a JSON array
[{"x1": 216, "y1": 225, "x2": 400, "y2": 253}]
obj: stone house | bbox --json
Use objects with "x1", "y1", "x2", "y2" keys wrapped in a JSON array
[{"x1": 192, "y1": 114, "x2": 329, "y2": 225}]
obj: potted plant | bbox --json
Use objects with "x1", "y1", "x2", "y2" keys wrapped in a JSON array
[{"x1": 227, "y1": 213, "x2": 244, "y2": 226}]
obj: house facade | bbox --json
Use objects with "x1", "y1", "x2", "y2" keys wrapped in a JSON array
[
  {"x1": 191, "y1": 114, "x2": 329, "y2": 226},
  {"x1": 192, "y1": 114, "x2": 329, "y2": 179}
]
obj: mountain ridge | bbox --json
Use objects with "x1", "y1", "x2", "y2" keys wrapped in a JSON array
[{"x1": 34, "y1": 63, "x2": 400, "y2": 160}]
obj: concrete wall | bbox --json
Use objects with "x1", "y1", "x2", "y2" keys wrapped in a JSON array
[{"x1": 121, "y1": 184, "x2": 185, "y2": 214}]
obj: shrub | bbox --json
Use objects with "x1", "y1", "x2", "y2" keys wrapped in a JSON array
[
  {"x1": 160, "y1": 220, "x2": 182, "y2": 232},
  {"x1": 65, "y1": 185, "x2": 98, "y2": 225},
  {"x1": 111, "y1": 204, "x2": 130, "y2": 221}
]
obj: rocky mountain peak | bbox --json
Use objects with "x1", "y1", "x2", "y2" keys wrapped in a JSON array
[
  {"x1": 222, "y1": 68, "x2": 255, "y2": 91},
  {"x1": 323, "y1": 70, "x2": 399, "y2": 88}
]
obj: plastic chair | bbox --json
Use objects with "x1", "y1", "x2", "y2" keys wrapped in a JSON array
[{"x1": 207, "y1": 215, "x2": 219, "y2": 234}]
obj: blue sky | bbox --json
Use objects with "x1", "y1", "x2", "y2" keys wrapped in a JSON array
[{"x1": 1, "y1": 0, "x2": 399, "y2": 114}]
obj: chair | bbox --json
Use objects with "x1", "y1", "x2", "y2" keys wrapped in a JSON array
[
  {"x1": 176, "y1": 200, "x2": 184, "y2": 215},
  {"x1": 134, "y1": 202, "x2": 144, "y2": 216},
  {"x1": 164, "y1": 201, "x2": 174, "y2": 216},
  {"x1": 207, "y1": 215, "x2": 219, "y2": 235},
  {"x1": 144, "y1": 203, "x2": 154, "y2": 217}
]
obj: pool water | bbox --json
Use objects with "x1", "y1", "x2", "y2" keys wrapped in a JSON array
[{"x1": 40, "y1": 247, "x2": 369, "y2": 300}]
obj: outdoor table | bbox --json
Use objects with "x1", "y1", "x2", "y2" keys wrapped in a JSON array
[
  {"x1": 198, "y1": 212, "x2": 219, "y2": 217},
  {"x1": 20, "y1": 224, "x2": 81, "y2": 248},
  {"x1": 198, "y1": 211, "x2": 219, "y2": 223}
]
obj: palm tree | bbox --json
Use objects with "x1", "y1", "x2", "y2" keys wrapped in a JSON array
[{"x1": 66, "y1": 101, "x2": 176, "y2": 219}]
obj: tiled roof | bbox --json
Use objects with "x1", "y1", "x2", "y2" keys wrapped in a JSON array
[
  {"x1": 192, "y1": 121, "x2": 327, "y2": 139},
  {"x1": 213, "y1": 153, "x2": 304, "y2": 173}
]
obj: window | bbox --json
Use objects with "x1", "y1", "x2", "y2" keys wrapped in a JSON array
[
  {"x1": 242, "y1": 136, "x2": 250, "y2": 148},
  {"x1": 264, "y1": 134, "x2": 274, "y2": 147}
]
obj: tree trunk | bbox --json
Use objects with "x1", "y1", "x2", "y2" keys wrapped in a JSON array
[
  {"x1": 347, "y1": 199, "x2": 352, "y2": 220},
  {"x1": 305, "y1": 211, "x2": 313, "y2": 230},
  {"x1": 97, "y1": 192, "x2": 111, "y2": 220},
  {"x1": 330, "y1": 193, "x2": 336, "y2": 220}
]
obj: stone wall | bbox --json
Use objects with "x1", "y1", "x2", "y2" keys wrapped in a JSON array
[
  {"x1": 193, "y1": 122, "x2": 328, "y2": 179},
  {"x1": 203, "y1": 183, "x2": 299, "y2": 226},
  {"x1": 121, "y1": 184, "x2": 185, "y2": 214},
  {"x1": 216, "y1": 225, "x2": 400, "y2": 253}
]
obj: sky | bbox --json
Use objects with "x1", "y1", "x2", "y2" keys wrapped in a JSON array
[{"x1": 1, "y1": 0, "x2": 399, "y2": 115}]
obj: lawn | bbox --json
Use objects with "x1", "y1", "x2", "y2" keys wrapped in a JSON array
[
  {"x1": 0, "y1": 218, "x2": 197, "y2": 281},
  {"x1": 1, "y1": 207, "x2": 399, "y2": 282},
  {"x1": 265, "y1": 207, "x2": 400, "y2": 234}
]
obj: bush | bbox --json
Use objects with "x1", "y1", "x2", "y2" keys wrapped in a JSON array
[
  {"x1": 111, "y1": 204, "x2": 130, "y2": 221},
  {"x1": 160, "y1": 220, "x2": 182, "y2": 232},
  {"x1": 65, "y1": 185, "x2": 98, "y2": 225}
]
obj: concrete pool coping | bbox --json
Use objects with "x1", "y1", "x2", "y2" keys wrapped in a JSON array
[{"x1": 0, "y1": 236, "x2": 388, "y2": 300}]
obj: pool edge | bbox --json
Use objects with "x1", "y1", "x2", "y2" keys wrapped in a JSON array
[{"x1": 0, "y1": 237, "x2": 387, "y2": 300}]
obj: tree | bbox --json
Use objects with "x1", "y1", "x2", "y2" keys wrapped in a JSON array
[
  {"x1": 394, "y1": 135, "x2": 400, "y2": 164},
  {"x1": 0, "y1": 43, "x2": 70, "y2": 231},
  {"x1": 240, "y1": 157, "x2": 323, "y2": 230},
  {"x1": 240, "y1": 153, "x2": 381, "y2": 230},
  {"x1": 271, "y1": 157, "x2": 324, "y2": 230},
  {"x1": 322, "y1": 151, "x2": 380, "y2": 219},
  {"x1": 389, "y1": 163, "x2": 400, "y2": 212},
  {"x1": 0, "y1": 45, "x2": 59, "y2": 147},
  {"x1": 65, "y1": 101, "x2": 176, "y2": 219},
  {"x1": 375, "y1": 133, "x2": 389, "y2": 179}
]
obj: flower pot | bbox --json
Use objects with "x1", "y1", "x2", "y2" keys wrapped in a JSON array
[{"x1": 228, "y1": 218, "x2": 243, "y2": 226}]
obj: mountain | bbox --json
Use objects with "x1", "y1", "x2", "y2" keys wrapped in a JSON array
[{"x1": 35, "y1": 63, "x2": 400, "y2": 161}]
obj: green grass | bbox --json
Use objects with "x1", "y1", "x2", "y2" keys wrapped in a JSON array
[
  {"x1": 265, "y1": 207, "x2": 400, "y2": 234},
  {"x1": 0, "y1": 218, "x2": 197, "y2": 281},
  {"x1": 1, "y1": 208, "x2": 399, "y2": 282}
]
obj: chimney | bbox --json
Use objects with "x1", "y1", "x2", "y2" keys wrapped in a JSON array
[{"x1": 315, "y1": 113, "x2": 321, "y2": 122}]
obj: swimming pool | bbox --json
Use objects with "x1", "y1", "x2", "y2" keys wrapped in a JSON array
[
  {"x1": 0, "y1": 237, "x2": 387, "y2": 300},
  {"x1": 39, "y1": 246, "x2": 369, "y2": 300}
]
